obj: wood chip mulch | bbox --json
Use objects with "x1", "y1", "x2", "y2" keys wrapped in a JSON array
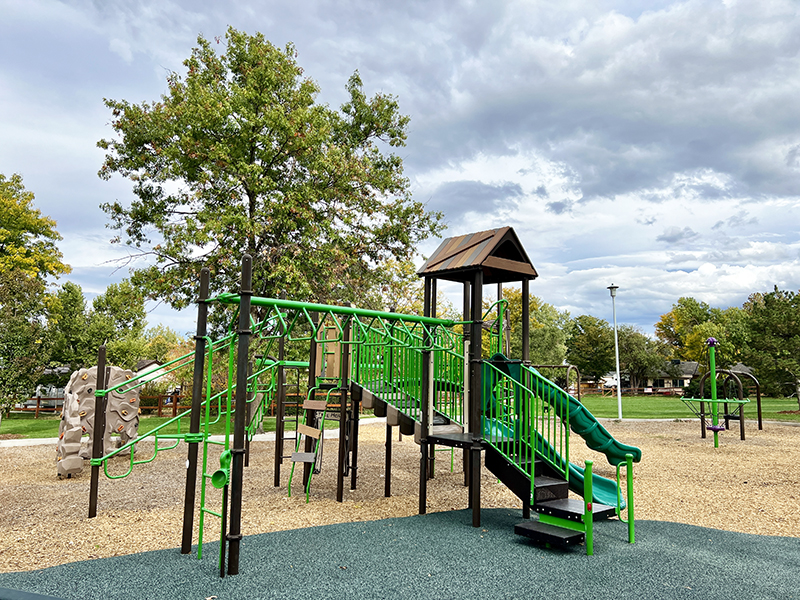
[{"x1": 1, "y1": 419, "x2": 798, "y2": 573}]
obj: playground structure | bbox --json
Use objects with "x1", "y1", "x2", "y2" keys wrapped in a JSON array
[
  {"x1": 56, "y1": 366, "x2": 140, "y2": 478},
  {"x1": 681, "y1": 338, "x2": 763, "y2": 448},
  {"x1": 85, "y1": 227, "x2": 641, "y2": 576}
]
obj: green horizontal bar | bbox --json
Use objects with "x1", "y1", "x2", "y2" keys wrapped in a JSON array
[
  {"x1": 539, "y1": 514, "x2": 586, "y2": 532},
  {"x1": 214, "y1": 293, "x2": 454, "y2": 327}
]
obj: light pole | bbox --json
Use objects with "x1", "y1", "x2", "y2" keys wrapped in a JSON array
[{"x1": 608, "y1": 284, "x2": 623, "y2": 419}]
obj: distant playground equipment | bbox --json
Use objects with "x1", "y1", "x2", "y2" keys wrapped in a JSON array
[
  {"x1": 84, "y1": 227, "x2": 641, "y2": 576},
  {"x1": 56, "y1": 366, "x2": 140, "y2": 478},
  {"x1": 681, "y1": 338, "x2": 762, "y2": 448}
]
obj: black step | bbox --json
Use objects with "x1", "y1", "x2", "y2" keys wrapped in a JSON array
[
  {"x1": 428, "y1": 432, "x2": 473, "y2": 448},
  {"x1": 533, "y1": 476, "x2": 569, "y2": 503},
  {"x1": 514, "y1": 520, "x2": 584, "y2": 547},
  {"x1": 535, "y1": 498, "x2": 617, "y2": 521}
]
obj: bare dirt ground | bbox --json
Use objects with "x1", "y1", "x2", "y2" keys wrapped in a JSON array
[{"x1": 1, "y1": 419, "x2": 798, "y2": 573}]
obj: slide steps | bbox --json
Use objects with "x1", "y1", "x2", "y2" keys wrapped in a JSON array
[{"x1": 484, "y1": 443, "x2": 617, "y2": 551}]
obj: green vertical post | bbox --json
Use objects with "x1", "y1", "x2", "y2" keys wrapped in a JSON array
[
  {"x1": 584, "y1": 459, "x2": 594, "y2": 556},
  {"x1": 626, "y1": 453, "x2": 634, "y2": 544},
  {"x1": 709, "y1": 339, "x2": 719, "y2": 449}
]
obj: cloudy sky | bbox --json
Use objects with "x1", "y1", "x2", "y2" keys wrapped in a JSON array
[{"x1": 2, "y1": 0, "x2": 800, "y2": 336}]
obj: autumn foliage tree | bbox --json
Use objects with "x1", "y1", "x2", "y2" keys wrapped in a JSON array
[
  {"x1": 98, "y1": 27, "x2": 442, "y2": 313},
  {"x1": 0, "y1": 173, "x2": 71, "y2": 416}
]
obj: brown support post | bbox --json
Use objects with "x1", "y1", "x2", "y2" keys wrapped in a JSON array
[
  {"x1": 88, "y1": 345, "x2": 108, "y2": 518},
  {"x1": 521, "y1": 279, "x2": 530, "y2": 364},
  {"x1": 463, "y1": 280, "x2": 471, "y2": 489},
  {"x1": 419, "y1": 277, "x2": 432, "y2": 515},
  {"x1": 469, "y1": 269, "x2": 483, "y2": 527},
  {"x1": 428, "y1": 278, "x2": 437, "y2": 480},
  {"x1": 385, "y1": 424, "x2": 392, "y2": 497},
  {"x1": 336, "y1": 318, "x2": 351, "y2": 502},
  {"x1": 700, "y1": 401, "x2": 707, "y2": 438},
  {"x1": 180, "y1": 267, "x2": 209, "y2": 554},
  {"x1": 226, "y1": 255, "x2": 252, "y2": 576}
]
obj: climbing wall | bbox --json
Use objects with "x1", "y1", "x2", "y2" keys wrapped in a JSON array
[{"x1": 56, "y1": 366, "x2": 140, "y2": 478}]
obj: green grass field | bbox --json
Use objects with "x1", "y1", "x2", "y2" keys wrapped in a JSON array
[
  {"x1": 576, "y1": 393, "x2": 800, "y2": 422},
  {"x1": 2, "y1": 394, "x2": 797, "y2": 439},
  {"x1": 0, "y1": 411, "x2": 347, "y2": 440}
]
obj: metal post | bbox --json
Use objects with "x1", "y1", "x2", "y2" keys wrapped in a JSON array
[
  {"x1": 226, "y1": 255, "x2": 252, "y2": 576},
  {"x1": 709, "y1": 339, "x2": 719, "y2": 449},
  {"x1": 385, "y1": 424, "x2": 392, "y2": 497},
  {"x1": 462, "y1": 280, "x2": 471, "y2": 488},
  {"x1": 521, "y1": 279, "x2": 530, "y2": 363},
  {"x1": 608, "y1": 285, "x2": 622, "y2": 420},
  {"x1": 88, "y1": 345, "x2": 107, "y2": 519},
  {"x1": 181, "y1": 268, "x2": 209, "y2": 554},
  {"x1": 337, "y1": 319, "x2": 351, "y2": 502},
  {"x1": 419, "y1": 277, "x2": 432, "y2": 514},
  {"x1": 469, "y1": 269, "x2": 483, "y2": 527}
]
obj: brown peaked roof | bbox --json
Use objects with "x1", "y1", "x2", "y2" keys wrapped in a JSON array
[{"x1": 418, "y1": 226, "x2": 538, "y2": 284}]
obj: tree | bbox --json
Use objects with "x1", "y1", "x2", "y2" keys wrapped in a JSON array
[
  {"x1": 617, "y1": 325, "x2": 675, "y2": 389},
  {"x1": 743, "y1": 288, "x2": 800, "y2": 407},
  {"x1": 0, "y1": 173, "x2": 70, "y2": 279},
  {"x1": 0, "y1": 173, "x2": 69, "y2": 420},
  {"x1": 47, "y1": 281, "x2": 89, "y2": 373},
  {"x1": 502, "y1": 288, "x2": 569, "y2": 365},
  {"x1": 566, "y1": 315, "x2": 615, "y2": 381},
  {"x1": 0, "y1": 270, "x2": 51, "y2": 417},
  {"x1": 98, "y1": 27, "x2": 442, "y2": 313},
  {"x1": 655, "y1": 298, "x2": 747, "y2": 367},
  {"x1": 655, "y1": 297, "x2": 714, "y2": 359}
]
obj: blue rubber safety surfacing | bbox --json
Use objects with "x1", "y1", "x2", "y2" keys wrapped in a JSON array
[{"x1": 1, "y1": 510, "x2": 799, "y2": 600}]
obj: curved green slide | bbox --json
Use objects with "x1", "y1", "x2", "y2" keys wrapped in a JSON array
[{"x1": 486, "y1": 357, "x2": 641, "y2": 507}]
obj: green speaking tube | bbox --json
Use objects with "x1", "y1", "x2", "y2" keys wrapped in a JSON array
[{"x1": 211, "y1": 449, "x2": 232, "y2": 489}]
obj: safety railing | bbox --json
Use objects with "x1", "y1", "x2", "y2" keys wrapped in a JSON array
[{"x1": 481, "y1": 360, "x2": 570, "y2": 483}]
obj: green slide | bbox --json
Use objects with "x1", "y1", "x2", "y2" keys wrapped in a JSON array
[{"x1": 486, "y1": 357, "x2": 641, "y2": 507}]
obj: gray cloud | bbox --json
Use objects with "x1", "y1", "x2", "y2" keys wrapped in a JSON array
[
  {"x1": 656, "y1": 226, "x2": 700, "y2": 244},
  {"x1": 428, "y1": 180, "x2": 523, "y2": 225}
]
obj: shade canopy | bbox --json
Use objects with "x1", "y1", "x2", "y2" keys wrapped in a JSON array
[{"x1": 417, "y1": 226, "x2": 537, "y2": 284}]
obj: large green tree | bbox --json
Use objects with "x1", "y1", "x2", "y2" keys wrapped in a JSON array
[
  {"x1": 618, "y1": 325, "x2": 676, "y2": 389},
  {"x1": 655, "y1": 297, "x2": 746, "y2": 367},
  {"x1": 98, "y1": 27, "x2": 442, "y2": 311},
  {"x1": 502, "y1": 288, "x2": 570, "y2": 365},
  {"x1": 743, "y1": 288, "x2": 800, "y2": 407},
  {"x1": 0, "y1": 173, "x2": 70, "y2": 280},
  {"x1": 566, "y1": 315, "x2": 615, "y2": 381},
  {"x1": 0, "y1": 270, "x2": 51, "y2": 416},
  {"x1": 0, "y1": 174, "x2": 70, "y2": 418}
]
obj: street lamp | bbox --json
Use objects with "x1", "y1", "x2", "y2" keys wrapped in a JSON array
[{"x1": 608, "y1": 284, "x2": 623, "y2": 419}]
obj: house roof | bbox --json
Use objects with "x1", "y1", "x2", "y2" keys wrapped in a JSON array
[{"x1": 417, "y1": 226, "x2": 538, "y2": 284}]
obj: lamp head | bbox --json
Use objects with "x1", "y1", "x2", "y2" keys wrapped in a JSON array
[{"x1": 607, "y1": 284, "x2": 619, "y2": 297}]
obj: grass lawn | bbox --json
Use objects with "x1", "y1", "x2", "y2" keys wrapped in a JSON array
[
  {"x1": 0, "y1": 410, "x2": 349, "y2": 440},
  {"x1": 1, "y1": 395, "x2": 797, "y2": 439},
  {"x1": 577, "y1": 393, "x2": 800, "y2": 423}
]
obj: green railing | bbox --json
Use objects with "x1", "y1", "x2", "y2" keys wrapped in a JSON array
[
  {"x1": 481, "y1": 360, "x2": 570, "y2": 485},
  {"x1": 352, "y1": 318, "x2": 465, "y2": 427}
]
